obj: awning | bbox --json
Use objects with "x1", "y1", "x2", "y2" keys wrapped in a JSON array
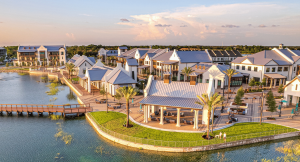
[
  {"x1": 139, "y1": 96, "x2": 203, "y2": 109},
  {"x1": 138, "y1": 65, "x2": 150, "y2": 69},
  {"x1": 162, "y1": 60, "x2": 179, "y2": 65},
  {"x1": 264, "y1": 73, "x2": 286, "y2": 79}
]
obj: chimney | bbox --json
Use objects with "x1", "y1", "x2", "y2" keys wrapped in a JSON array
[
  {"x1": 195, "y1": 65, "x2": 198, "y2": 69},
  {"x1": 149, "y1": 45, "x2": 152, "y2": 49},
  {"x1": 199, "y1": 65, "x2": 202, "y2": 69},
  {"x1": 203, "y1": 66, "x2": 206, "y2": 70},
  {"x1": 279, "y1": 44, "x2": 284, "y2": 49}
]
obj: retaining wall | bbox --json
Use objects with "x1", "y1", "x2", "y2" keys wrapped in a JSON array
[{"x1": 86, "y1": 113, "x2": 300, "y2": 152}]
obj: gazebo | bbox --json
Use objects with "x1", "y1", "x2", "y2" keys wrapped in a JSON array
[{"x1": 140, "y1": 74, "x2": 215, "y2": 129}]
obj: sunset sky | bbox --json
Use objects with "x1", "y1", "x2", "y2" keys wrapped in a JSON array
[{"x1": 0, "y1": 0, "x2": 300, "y2": 46}]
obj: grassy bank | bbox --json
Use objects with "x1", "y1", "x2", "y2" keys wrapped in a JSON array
[{"x1": 90, "y1": 111, "x2": 298, "y2": 145}]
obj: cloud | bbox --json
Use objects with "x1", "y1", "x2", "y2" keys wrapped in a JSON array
[
  {"x1": 155, "y1": 24, "x2": 172, "y2": 27},
  {"x1": 271, "y1": 25, "x2": 280, "y2": 27},
  {"x1": 120, "y1": 19, "x2": 129, "y2": 22},
  {"x1": 221, "y1": 24, "x2": 240, "y2": 28},
  {"x1": 79, "y1": 14, "x2": 92, "y2": 17},
  {"x1": 258, "y1": 24, "x2": 267, "y2": 28},
  {"x1": 180, "y1": 25, "x2": 188, "y2": 27},
  {"x1": 66, "y1": 33, "x2": 75, "y2": 40},
  {"x1": 0, "y1": 22, "x2": 3, "y2": 23}
]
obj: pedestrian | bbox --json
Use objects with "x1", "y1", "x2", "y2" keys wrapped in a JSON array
[
  {"x1": 219, "y1": 132, "x2": 222, "y2": 139},
  {"x1": 224, "y1": 132, "x2": 227, "y2": 142}
]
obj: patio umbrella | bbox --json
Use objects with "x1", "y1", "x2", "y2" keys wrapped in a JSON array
[
  {"x1": 132, "y1": 98, "x2": 134, "y2": 104},
  {"x1": 291, "y1": 109, "x2": 295, "y2": 114},
  {"x1": 140, "y1": 104, "x2": 142, "y2": 110},
  {"x1": 278, "y1": 105, "x2": 281, "y2": 110},
  {"x1": 296, "y1": 104, "x2": 298, "y2": 112}
]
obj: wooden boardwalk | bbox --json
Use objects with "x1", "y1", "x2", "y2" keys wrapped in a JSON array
[{"x1": 0, "y1": 104, "x2": 92, "y2": 117}]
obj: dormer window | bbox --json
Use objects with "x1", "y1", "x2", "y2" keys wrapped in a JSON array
[{"x1": 29, "y1": 47, "x2": 31, "y2": 49}]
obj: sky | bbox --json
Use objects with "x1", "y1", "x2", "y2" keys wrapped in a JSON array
[{"x1": 0, "y1": 0, "x2": 300, "y2": 46}]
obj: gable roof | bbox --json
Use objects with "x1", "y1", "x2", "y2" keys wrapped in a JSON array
[
  {"x1": 107, "y1": 70, "x2": 137, "y2": 84},
  {"x1": 284, "y1": 75, "x2": 300, "y2": 88},
  {"x1": 74, "y1": 56, "x2": 95, "y2": 67},
  {"x1": 126, "y1": 58, "x2": 138, "y2": 66},
  {"x1": 118, "y1": 47, "x2": 128, "y2": 50},
  {"x1": 88, "y1": 57, "x2": 96, "y2": 64},
  {"x1": 177, "y1": 51, "x2": 211, "y2": 63},
  {"x1": 87, "y1": 69, "x2": 109, "y2": 81}
]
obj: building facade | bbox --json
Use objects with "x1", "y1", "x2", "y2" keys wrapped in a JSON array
[
  {"x1": 0, "y1": 47, "x2": 6, "y2": 59},
  {"x1": 15, "y1": 45, "x2": 67, "y2": 66}
]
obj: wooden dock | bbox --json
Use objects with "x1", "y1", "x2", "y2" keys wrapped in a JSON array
[{"x1": 0, "y1": 103, "x2": 92, "y2": 117}]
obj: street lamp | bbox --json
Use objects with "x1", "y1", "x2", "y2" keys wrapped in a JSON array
[{"x1": 260, "y1": 90, "x2": 269, "y2": 125}]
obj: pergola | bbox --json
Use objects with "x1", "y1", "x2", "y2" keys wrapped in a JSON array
[{"x1": 140, "y1": 96, "x2": 203, "y2": 129}]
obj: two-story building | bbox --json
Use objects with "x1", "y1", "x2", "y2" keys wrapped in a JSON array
[
  {"x1": 206, "y1": 49, "x2": 243, "y2": 64},
  {"x1": 231, "y1": 45, "x2": 300, "y2": 87},
  {"x1": 69, "y1": 55, "x2": 96, "y2": 75},
  {"x1": 284, "y1": 75, "x2": 300, "y2": 106},
  {"x1": 15, "y1": 45, "x2": 67, "y2": 66},
  {"x1": 97, "y1": 48, "x2": 118, "y2": 64}
]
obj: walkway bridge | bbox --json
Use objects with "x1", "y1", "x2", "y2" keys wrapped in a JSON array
[{"x1": 0, "y1": 104, "x2": 92, "y2": 117}]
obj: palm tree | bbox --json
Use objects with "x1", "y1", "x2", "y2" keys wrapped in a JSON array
[
  {"x1": 181, "y1": 67, "x2": 194, "y2": 82},
  {"x1": 223, "y1": 69, "x2": 239, "y2": 93},
  {"x1": 116, "y1": 86, "x2": 138, "y2": 128},
  {"x1": 195, "y1": 93, "x2": 223, "y2": 139},
  {"x1": 65, "y1": 63, "x2": 75, "y2": 79}
]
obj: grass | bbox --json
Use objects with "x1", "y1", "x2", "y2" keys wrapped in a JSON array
[
  {"x1": 90, "y1": 111, "x2": 298, "y2": 147},
  {"x1": 72, "y1": 78, "x2": 79, "y2": 82}
]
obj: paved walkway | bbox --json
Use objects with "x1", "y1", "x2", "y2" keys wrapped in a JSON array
[{"x1": 69, "y1": 80, "x2": 300, "y2": 132}]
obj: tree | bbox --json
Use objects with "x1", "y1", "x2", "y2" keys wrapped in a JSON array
[
  {"x1": 223, "y1": 69, "x2": 239, "y2": 93},
  {"x1": 255, "y1": 82, "x2": 261, "y2": 90},
  {"x1": 236, "y1": 86, "x2": 244, "y2": 98},
  {"x1": 278, "y1": 84, "x2": 284, "y2": 97},
  {"x1": 15, "y1": 63, "x2": 18, "y2": 67},
  {"x1": 6, "y1": 62, "x2": 9, "y2": 67},
  {"x1": 261, "y1": 78, "x2": 266, "y2": 88},
  {"x1": 65, "y1": 63, "x2": 75, "y2": 79},
  {"x1": 266, "y1": 91, "x2": 276, "y2": 117},
  {"x1": 249, "y1": 78, "x2": 256, "y2": 90},
  {"x1": 181, "y1": 67, "x2": 194, "y2": 82},
  {"x1": 195, "y1": 93, "x2": 223, "y2": 138},
  {"x1": 114, "y1": 92, "x2": 122, "y2": 104},
  {"x1": 234, "y1": 95, "x2": 242, "y2": 105},
  {"x1": 99, "y1": 86, "x2": 106, "y2": 99},
  {"x1": 116, "y1": 86, "x2": 138, "y2": 128}
]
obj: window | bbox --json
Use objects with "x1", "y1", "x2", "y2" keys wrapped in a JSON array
[
  {"x1": 272, "y1": 67, "x2": 276, "y2": 72},
  {"x1": 236, "y1": 65, "x2": 240, "y2": 69},
  {"x1": 284, "y1": 67, "x2": 288, "y2": 71},
  {"x1": 85, "y1": 63, "x2": 86, "y2": 66},
  {"x1": 242, "y1": 66, "x2": 245, "y2": 70},
  {"x1": 266, "y1": 68, "x2": 270, "y2": 72},
  {"x1": 62, "y1": 57, "x2": 63, "y2": 59},
  {"x1": 221, "y1": 58, "x2": 223, "y2": 61},
  {"x1": 294, "y1": 67, "x2": 296, "y2": 71},
  {"x1": 132, "y1": 71, "x2": 135, "y2": 80},
  {"x1": 248, "y1": 66, "x2": 251, "y2": 71},
  {"x1": 206, "y1": 79, "x2": 209, "y2": 83},
  {"x1": 83, "y1": 70, "x2": 86, "y2": 74},
  {"x1": 278, "y1": 67, "x2": 282, "y2": 72},
  {"x1": 40, "y1": 52, "x2": 45, "y2": 55},
  {"x1": 254, "y1": 67, "x2": 258, "y2": 72},
  {"x1": 61, "y1": 52, "x2": 64, "y2": 55}
]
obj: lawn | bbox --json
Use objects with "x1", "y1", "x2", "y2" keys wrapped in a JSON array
[{"x1": 89, "y1": 111, "x2": 298, "y2": 147}]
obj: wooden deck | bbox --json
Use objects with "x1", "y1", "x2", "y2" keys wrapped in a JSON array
[{"x1": 0, "y1": 103, "x2": 92, "y2": 117}]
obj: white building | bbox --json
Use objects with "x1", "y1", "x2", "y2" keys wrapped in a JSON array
[
  {"x1": 284, "y1": 75, "x2": 300, "y2": 106},
  {"x1": 231, "y1": 45, "x2": 300, "y2": 87},
  {"x1": 15, "y1": 45, "x2": 67, "y2": 66},
  {"x1": 71, "y1": 55, "x2": 96, "y2": 75},
  {"x1": 97, "y1": 48, "x2": 118, "y2": 64},
  {"x1": 79, "y1": 59, "x2": 137, "y2": 95}
]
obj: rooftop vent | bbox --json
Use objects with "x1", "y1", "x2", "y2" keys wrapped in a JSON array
[
  {"x1": 279, "y1": 44, "x2": 284, "y2": 49},
  {"x1": 29, "y1": 47, "x2": 31, "y2": 49},
  {"x1": 199, "y1": 65, "x2": 202, "y2": 69},
  {"x1": 203, "y1": 66, "x2": 206, "y2": 70},
  {"x1": 34, "y1": 47, "x2": 36, "y2": 49},
  {"x1": 195, "y1": 65, "x2": 198, "y2": 69}
]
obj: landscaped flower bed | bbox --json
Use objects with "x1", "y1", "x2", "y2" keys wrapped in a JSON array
[{"x1": 267, "y1": 117, "x2": 276, "y2": 120}]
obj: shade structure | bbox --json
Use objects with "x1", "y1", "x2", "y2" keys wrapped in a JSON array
[
  {"x1": 140, "y1": 105, "x2": 142, "y2": 109},
  {"x1": 278, "y1": 105, "x2": 281, "y2": 110},
  {"x1": 132, "y1": 98, "x2": 134, "y2": 103},
  {"x1": 291, "y1": 109, "x2": 294, "y2": 114}
]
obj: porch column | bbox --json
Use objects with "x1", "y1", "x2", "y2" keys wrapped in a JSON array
[
  {"x1": 193, "y1": 110, "x2": 199, "y2": 129},
  {"x1": 176, "y1": 108, "x2": 181, "y2": 127},
  {"x1": 214, "y1": 79, "x2": 218, "y2": 89},
  {"x1": 274, "y1": 79, "x2": 277, "y2": 88},
  {"x1": 269, "y1": 79, "x2": 273, "y2": 88},
  {"x1": 221, "y1": 79, "x2": 224, "y2": 89},
  {"x1": 283, "y1": 78, "x2": 286, "y2": 85},
  {"x1": 151, "y1": 105, "x2": 155, "y2": 114},
  {"x1": 88, "y1": 79, "x2": 91, "y2": 93},
  {"x1": 161, "y1": 65, "x2": 163, "y2": 80},
  {"x1": 144, "y1": 105, "x2": 148, "y2": 123},
  {"x1": 159, "y1": 107, "x2": 164, "y2": 125},
  {"x1": 280, "y1": 79, "x2": 282, "y2": 85},
  {"x1": 148, "y1": 105, "x2": 151, "y2": 118}
]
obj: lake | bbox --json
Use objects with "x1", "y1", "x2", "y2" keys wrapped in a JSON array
[{"x1": 0, "y1": 72, "x2": 297, "y2": 162}]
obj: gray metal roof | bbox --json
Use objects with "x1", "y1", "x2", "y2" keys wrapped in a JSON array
[
  {"x1": 88, "y1": 69, "x2": 109, "y2": 81},
  {"x1": 107, "y1": 70, "x2": 137, "y2": 84},
  {"x1": 88, "y1": 57, "x2": 96, "y2": 64},
  {"x1": 107, "y1": 50, "x2": 118, "y2": 54},
  {"x1": 139, "y1": 96, "x2": 202, "y2": 109},
  {"x1": 232, "y1": 50, "x2": 291, "y2": 65},
  {"x1": 291, "y1": 50, "x2": 300, "y2": 56},
  {"x1": 148, "y1": 80, "x2": 209, "y2": 99},
  {"x1": 18, "y1": 45, "x2": 64, "y2": 52},
  {"x1": 264, "y1": 73, "x2": 286, "y2": 79},
  {"x1": 126, "y1": 58, "x2": 138, "y2": 66},
  {"x1": 278, "y1": 49, "x2": 296, "y2": 61},
  {"x1": 177, "y1": 51, "x2": 211, "y2": 63},
  {"x1": 153, "y1": 51, "x2": 173, "y2": 61}
]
